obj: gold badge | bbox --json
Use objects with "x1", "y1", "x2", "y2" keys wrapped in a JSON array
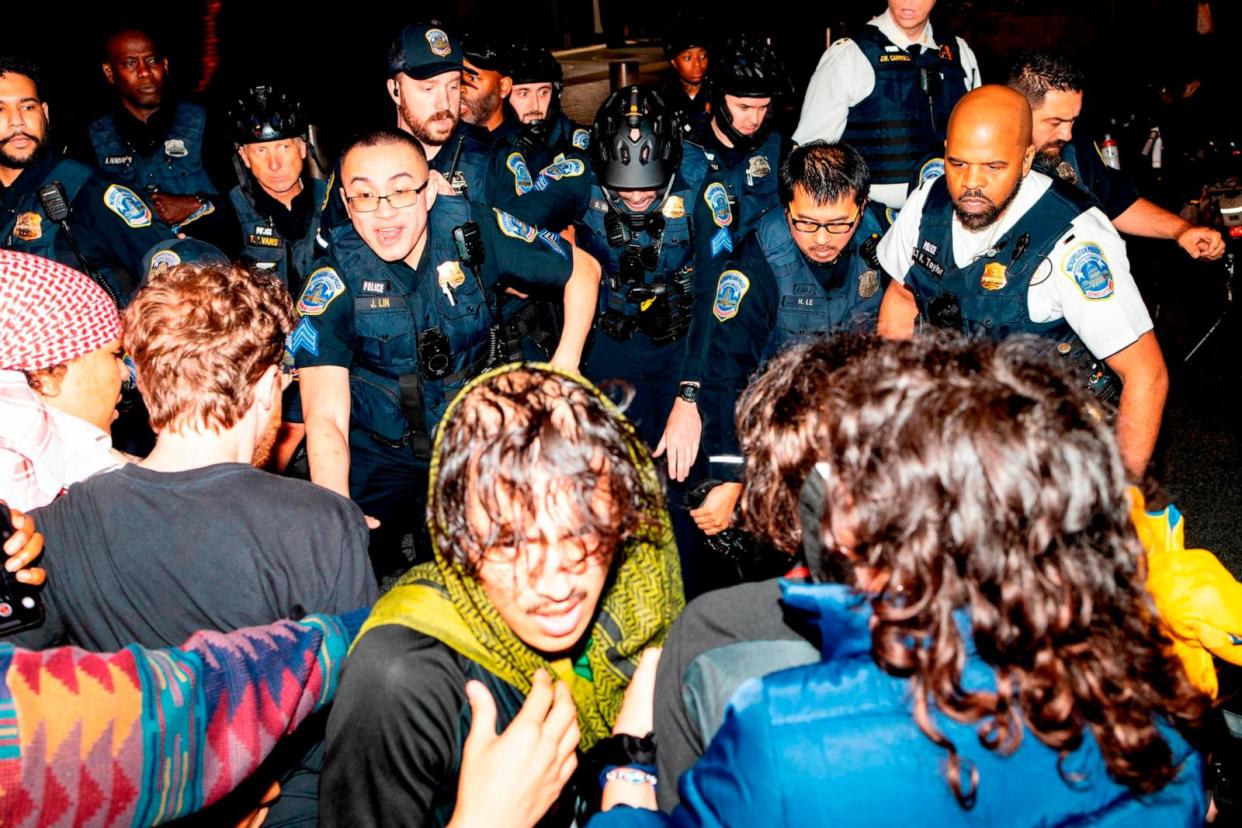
[
  {"x1": 437, "y1": 261, "x2": 466, "y2": 290},
  {"x1": 13, "y1": 212, "x2": 42, "y2": 241},
  {"x1": 662, "y1": 195, "x2": 685, "y2": 219},
  {"x1": 981, "y1": 261, "x2": 1008, "y2": 291}
]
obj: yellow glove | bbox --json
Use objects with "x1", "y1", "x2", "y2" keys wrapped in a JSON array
[{"x1": 1134, "y1": 487, "x2": 1242, "y2": 698}]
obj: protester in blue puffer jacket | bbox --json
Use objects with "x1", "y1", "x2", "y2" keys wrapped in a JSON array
[{"x1": 593, "y1": 334, "x2": 1210, "y2": 826}]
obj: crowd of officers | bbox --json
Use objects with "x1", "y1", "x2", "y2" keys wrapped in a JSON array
[{"x1": 0, "y1": 0, "x2": 1227, "y2": 590}]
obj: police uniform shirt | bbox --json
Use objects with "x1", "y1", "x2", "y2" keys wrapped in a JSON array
[
  {"x1": 877, "y1": 170, "x2": 1153, "y2": 360},
  {"x1": 1, "y1": 151, "x2": 172, "y2": 299},
  {"x1": 793, "y1": 12, "x2": 982, "y2": 208},
  {"x1": 492, "y1": 152, "x2": 592, "y2": 233},
  {"x1": 1040, "y1": 132, "x2": 1141, "y2": 221},
  {"x1": 293, "y1": 206, "x2": 574, "y2": 372}
]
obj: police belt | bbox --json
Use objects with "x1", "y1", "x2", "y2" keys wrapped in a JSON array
[
  {"x1": 504, "y1": 300, "x2": 561, "y2": 359},
  {"x1": 353, "y1": 355, "x2": 489, "y2": 459}
]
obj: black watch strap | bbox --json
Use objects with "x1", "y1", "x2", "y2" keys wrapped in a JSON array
[{"x1": 677, "y1": 383, "x2": 699, "y2": 403}]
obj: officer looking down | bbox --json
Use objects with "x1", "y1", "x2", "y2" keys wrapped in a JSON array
[
  {"x1": 87, "y1": 28, "x2": 233, "y2": 242},
  {"x1": 1, "y1": 56, "x2": 170, "y2": 305},
  {"x1": 228, "y1": 84, "x2": 328, "y2": 298},
  {"x1": 876, "y1": 85, "x2": 1168, "y2": 478},
  {"x1": 795, "y1": 0, "x2": 982, "y2": 208},
  {"x1": 692, "y1": 142, "x2": 888, "y2": 535},
  {"x1": 685, "y1": 37, "x2": 793, "y2": 281},
  {"x1": 293, "y1": 127, "x2": 600, "y2": 578},
  {"x1": 1007, "y1": 51, "x2": 1225, "y2": 261}
]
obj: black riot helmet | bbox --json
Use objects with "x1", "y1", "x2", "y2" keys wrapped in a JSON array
[
  {"x1": 709, "y1": 37, "x2": 792, "y2": 151},
  {"x1": 229, "y1": 84, "x2": 305, "y2": 145},
  {"x1": 590, "y1": 86, "x2": 682, "y2": 196},
  {"x1": 506, "y1": 42, "x2": 565, "y2": 149}
]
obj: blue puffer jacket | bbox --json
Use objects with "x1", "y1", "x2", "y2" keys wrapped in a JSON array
[{"x1": 595, "y1": 582, "x2": 1205, "y2": 827}]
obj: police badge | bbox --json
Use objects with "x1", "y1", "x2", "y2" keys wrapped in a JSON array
[
  {"x1": 747, "y1": 155, "x2": 771, "y2": 179},
  {"x1": 981, "y1": 261, "x2": 1008, "y2": 291},
  {"x1": 164, "y1": 139, "x2": 188, "y2": 158},
  {"x1": 858, "y1": 269, "x2": 879, "y2": 299},
  {"x1": 13, "y1": 212, "x2": 42, "y2": 241}
]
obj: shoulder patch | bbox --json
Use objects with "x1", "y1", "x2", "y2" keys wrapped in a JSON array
[
  {"x1": 287, "y1": 317, "x2": 320, "y2": 358},
  {"x1": 1062, "y1": 242, "x2": 1114, "y2": 300},
  {"x1": 297, "y1": 266, "x2": 346, "y2": 316},
  {"x1": 538, "y1": 228, "x2": 567, "y2": 258},
  {"x1": 538, "y1": 156, "x2": 586, "y2": 182},
  {"x1": 703, "y1": 182, "x2": 732, "y2": 228},
  {"x1": 103, "y1": 184, "x2": 153, "y2": 228},
  {"x1": 918, "y1": 157, "x2": 945, "y2": 185},
  {"x1": 884, "y1": 206, "x2": 899, "y2": 227},
  {"x1": 494, "y1": 208, "x2": 537, "y2": 242},
  {"x1": 712, "y1": 269, "x2": 750, "y2": 322},
  {"x1": 506, "y1": 152, "x2": 533, "y2": 195},
  {"x1": 572, "y1": 129, "x2": 590, "y2": 151}
]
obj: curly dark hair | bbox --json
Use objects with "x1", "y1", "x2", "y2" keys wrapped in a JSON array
[
  {"x1": 1007, "y1": 51, "x2": 1086, "y2": 109},
  {"x1": 808, "y1": 334, "x2": 1207, "y2": 806},
  {"x1": 430, "y1": 366, "x2": 665, "y2": 574},
  {"x1": 736, "y1": 333, "x2": 879, "y2": 557}
]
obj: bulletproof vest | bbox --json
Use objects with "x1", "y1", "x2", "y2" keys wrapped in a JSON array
[
  {"x1": 88, "y1": 101, "x2": 216, "y2": 196},
  {"x1": 841, "y1": 27, "x2": 968, "y2": 185},
  {"x1": 512, "y1": 113, "x2": 587, "y2": 172},
  {"x1": 332, "y1": 196, "x2": 491, "y2": 445},
  {"x1": 577, "y1": 181, "x2": 697, "y2": 344},
  {"x1": 905, "y1": 177, "x2": 1112, "y2": 385},
  {"x1": 683, "y1": 130, "x2": 782, "y2": 247},
  {"x1": 229, "y1": 177, "x2": 328, "y2": 297},
  {"x1": 756, "y1": 206, "x2": 886, "y2": 360},
  {"x1": 431, "y1": 127, "x2": 494, "y2": 205},
  {"x1": 1, "y1": 158, "x2": 91, "y2": 263}
]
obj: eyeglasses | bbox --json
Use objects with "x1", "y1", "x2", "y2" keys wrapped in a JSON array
[
  {"x1": 788, "y1": 206, "x2": 861, "y2": 235},
  {"x1": 345, "y1": 180, "x2": 429, "y2": 212}
]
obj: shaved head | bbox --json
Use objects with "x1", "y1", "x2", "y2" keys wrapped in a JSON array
[{"x1": 942, "y1": 85, "x2": 1036, "y2": 231}]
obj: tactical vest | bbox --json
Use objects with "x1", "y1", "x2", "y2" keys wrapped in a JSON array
[
  {"x1": 841, "y1": 27, "x2": 968, "y2": 185},
  {"x1": 431, "y1": 127, "x2": 494, "y2": 205},
  {"x1": 1034, "y1": 143, "x2": 1093, "y2": 202},
  {"x1": 683, "y1": 130, "x2": 782, "y2": 247},
  {"x1": 333, "y1": 196, "x2": 491, "y2": 449},
  {"x1": 756, "y1": 206, "x2": 886, "y2": 360},
  {"x1": 229, "y1": 178, "x2": 327, "y2": 297},
  {"x1": 2, "y1": 159, "x2": 91, "y2": 263},
  {"x1": 904, "y1": 177, "x2": 1117, "y2": 396},
  {"x1": 513, "y1": 113, "x2": 587, "y2": 173},
  {"x1": 88, "y1": 102, "x2": 216, "y2": 196},
  {"x1": 577, "y1": 182, "x2": 697, "y2": 344}
]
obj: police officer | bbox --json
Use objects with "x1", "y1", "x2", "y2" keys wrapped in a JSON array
[
  {"x1": 294, "y1": 127, "x2": 600, "y2": 578},
  {"x1": 87, "y1": 29, "x2": 233, "y2": 242},
  {"x1": 228, "y1": 84, "x2": 328, "y2": 297},
  {"x1": 460, "y1": 31, "x2": 514, "y2": 136},
  {"x1": 692, "y1": 142, "x2": 887, "y2": 534},
  {"x1": 661, "y1": 19, "x2": 711, "y2": 128},
  {"x1": 1, "y1": 57, "x2": 170, "y2": 305},
  {"x1": 1008, "y1": 51, "x2": 1224, "y2": 261},
  {"x1": 877, "y1": 86, "x2": 1167, "y2": 478},
  {"x1": 795, "y1": 0, "x2": 981, "y2": 208},
  {"x1": 685, "y1": 37, "x2": 792, "y2": 280},
  {"x1": 505, "y1": 42, "x2": 589, "y2": 171}
]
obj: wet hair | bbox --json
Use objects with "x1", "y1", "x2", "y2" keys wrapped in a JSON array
[
  {"x1": 736, "y1": 333, "x2": 880, "y2": 558},
  {"x1": 0, "y1": 56, "x2": 41, "y2": 88},
  {"x1": 809, "y1": 334, "x2": 1207, "y2": 806},
  {"x1": 430, "y1": 367, "x2": 664, "y2": 574},
  {"x1": 1007, "y1": 51, "x2": 1086, "y2": 109},
  {"x1": 778, "y1": 140, "x2": 870, "y2": 207},
  {"x1": 122, "y1": 264, "x2": 295, "y2": 433},
  {"x1": 340, "y1": 127, "x2": 428, "y2": 166}
]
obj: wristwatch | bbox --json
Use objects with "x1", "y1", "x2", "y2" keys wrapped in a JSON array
[{"x1": 677, "y1": 382, "x2": 699, "y2": 404}]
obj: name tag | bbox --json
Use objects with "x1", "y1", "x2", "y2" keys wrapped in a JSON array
[{"x1": 355, "y1": 296, "x2": 407, "y2": 311}]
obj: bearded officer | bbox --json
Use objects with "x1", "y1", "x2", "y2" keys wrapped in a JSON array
[{"x1": 877, "y1": 86, "x2": 1167, "y2": 478}]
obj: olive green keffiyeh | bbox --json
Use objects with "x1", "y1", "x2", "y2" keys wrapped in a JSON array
[{"x1": 355, "y1": 363, "x2": 684, "y2": 748}]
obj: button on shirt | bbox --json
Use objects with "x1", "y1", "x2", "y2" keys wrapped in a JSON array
[
  {"x1": 877, "y1": 171, "x2": 1153, "y2": 360},
  {"x1": 793, "y1": 12, "x2": 982, "y2": 208}
]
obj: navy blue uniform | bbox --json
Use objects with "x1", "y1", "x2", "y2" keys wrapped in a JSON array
[
  {"x1": 2, "y1": 151, "x2": 172, "y2": 304},
  {"x1": 229, "y1": 176, "x2": 329, "y2": 298},
  {"x1": 700, "y1": 207, "x2": 887, "y2": 482},
  {"x1": 840, "y1": 27, "x2": 968, "y2": 186},
  {"x1": 1036, "y1": 135, "x2": 1141, "y2": 221},
  {"x1": 292, "y1": 198, "x2": 572, "y2": 574}
]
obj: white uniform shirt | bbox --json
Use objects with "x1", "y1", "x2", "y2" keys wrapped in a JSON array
[
  {"x1": 793, "y1": 11, "x2": 982, "y2": 209},
  {"x1": 877, "y1": 171, "x2": 1153, "y2": 360}
]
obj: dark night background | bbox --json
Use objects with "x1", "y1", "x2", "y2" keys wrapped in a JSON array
[{"x1": 4, "y1": 0, "x2": 1240, "y2": 566}]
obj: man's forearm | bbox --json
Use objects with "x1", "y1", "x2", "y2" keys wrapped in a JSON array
[
  {"x1": 304, "y1": 417, "x2": 352, "y2": 499},
  {"x1": 551, "y1": 251, "x2": 600, "y2": 369},
  {"x1": 1113, "y1": 197, "x2": 1191, "y2": 241},
  {"x1": 1115, "y1": 360, "x2": 1168, "y2": 478}
]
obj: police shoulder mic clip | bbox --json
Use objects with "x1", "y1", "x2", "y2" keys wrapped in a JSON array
[{"x1": 36, "y1": 181, "x2": 119, "y2": 306}]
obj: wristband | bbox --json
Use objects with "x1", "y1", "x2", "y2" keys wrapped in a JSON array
[{"x1": 600, "y1": 763, "x2": 658, "y2": 790}]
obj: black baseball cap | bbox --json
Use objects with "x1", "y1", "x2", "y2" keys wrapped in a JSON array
[{"x1": 388, "y1": 23, "x2": 465, "y2": 80}]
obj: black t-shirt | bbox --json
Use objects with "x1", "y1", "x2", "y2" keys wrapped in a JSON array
[
  {"x1": 13, "y1": 463, "x2": 377, "y2": 651},
  {"x1": 321, "y1": 624, "x2": 579, "y2": 827}
]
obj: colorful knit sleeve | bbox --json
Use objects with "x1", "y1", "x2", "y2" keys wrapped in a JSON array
[{"x1": 0, "y1": 608, "x2": 367, "y2": 827}]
